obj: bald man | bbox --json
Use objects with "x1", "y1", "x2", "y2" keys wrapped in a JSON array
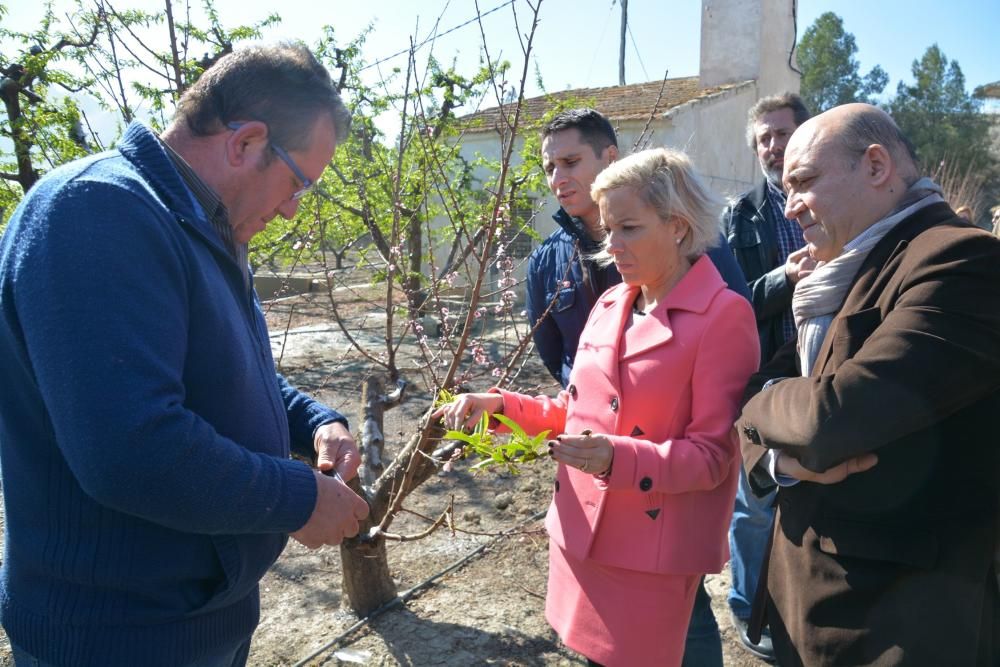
[{"x1": 737, "y1": 104, "x2": 1000, "y2": 666}]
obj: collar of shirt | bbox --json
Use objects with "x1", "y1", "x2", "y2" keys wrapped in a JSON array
[
  {"x1": 553, "y1": 208, "x2": 604, "y2": 254},
  {"x1": 160, "y1": 139, "x2": 236, "y2": 253},
  {"x1": 160, "y1": 138, "x2": 250, "y2": 289},
  {"x1": 765, "y1": 179, "x2": 787, "y2": 209}
]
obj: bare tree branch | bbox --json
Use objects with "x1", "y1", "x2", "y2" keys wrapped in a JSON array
[
  {"x1": 164, "y1": 8, "x2": 185, "y2": 97},
  {"x1": 100, "y1": 7, "x2": 134, "y2": 122},
  {"x1": 50, "y1": 9, "x2": 102, "y2": 52},
  {"x1": 632, "y1": 69, "x2": 670, "y2": 152}
]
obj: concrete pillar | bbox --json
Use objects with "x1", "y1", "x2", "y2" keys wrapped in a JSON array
[{"x1": 699, "y1": 0, "x2": 801, "y2": 96}]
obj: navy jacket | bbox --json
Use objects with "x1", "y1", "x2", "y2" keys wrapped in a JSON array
[
  {"x1": 526, "y1": 208, "x2": 750, "y2": 386},
  {"x1": 0, "y1": 122, "x2": 345, "y2": 665}
]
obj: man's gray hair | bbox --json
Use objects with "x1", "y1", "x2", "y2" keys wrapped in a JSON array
[
  {"x1": 745, "y1": 93, "x2": 811, "y2": 150},
  {"x1": 175, "y1": 42, "x2": 351, "y2": 153}
]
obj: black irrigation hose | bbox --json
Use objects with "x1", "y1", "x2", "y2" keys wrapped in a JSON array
[{"x1": 292, "y1": 508, "x2": 547, "y2": 667}]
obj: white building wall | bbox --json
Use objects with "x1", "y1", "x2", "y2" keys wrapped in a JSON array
[
  {"x1": 448, "y1": 92, "x2": 758, "y2": 288},
  {"x1": 632, "y1": 84, "x2": 759, "y2": 201}
]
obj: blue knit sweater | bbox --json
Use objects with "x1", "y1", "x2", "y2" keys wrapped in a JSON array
[{"x1": 0, "y1": 123, "x2": 345, "y2": 665}]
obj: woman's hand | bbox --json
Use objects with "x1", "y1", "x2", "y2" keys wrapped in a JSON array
[
  {"x1": 431, "y1": 392, "x2": 504, "y2": 432},
  {"x1": 551, "y1": 430, "x2": 614, "y2": 476}
]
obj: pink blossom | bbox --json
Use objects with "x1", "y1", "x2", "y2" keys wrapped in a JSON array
[{"x1": 473, "y1": 345, "x2": 488, "y2": 365}]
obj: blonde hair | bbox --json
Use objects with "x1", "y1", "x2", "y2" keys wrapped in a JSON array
[{"x1": 590, "y1": 147, "x2": 723, "y2": 262}]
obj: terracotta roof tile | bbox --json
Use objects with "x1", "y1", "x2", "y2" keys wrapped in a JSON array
[
  {"x1": 974, "y1": 81, "x2": 1000, "y2": 99},
  {"x1": 460, "y1": 76, "x2": 747, "y2": 133}
]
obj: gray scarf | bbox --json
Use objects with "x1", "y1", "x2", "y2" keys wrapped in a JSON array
[{"x1": 792, "y1": 178, "x2": 944, "y2": 375}]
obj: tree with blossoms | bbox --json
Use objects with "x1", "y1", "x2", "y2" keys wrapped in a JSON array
[{"x1": 259, "y1": 2, "x2": 559, "y2": 616}]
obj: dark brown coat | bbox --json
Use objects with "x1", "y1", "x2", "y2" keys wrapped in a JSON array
[{"x1": 739, "y1": 203, "x2": 1000, "y2": 666}]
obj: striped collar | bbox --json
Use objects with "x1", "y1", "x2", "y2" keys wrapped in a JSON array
[{"x1": 160, "y1": 138, "x2": 249, "y2": 288}]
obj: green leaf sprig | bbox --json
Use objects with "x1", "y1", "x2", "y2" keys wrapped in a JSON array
[{"x1": 438, "y1": 391, "x2": 550, "y2": 474}]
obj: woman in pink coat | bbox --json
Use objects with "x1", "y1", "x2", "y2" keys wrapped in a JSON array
[{"x1": 436, "y1": 147, "x2": 759, "y2": 666}]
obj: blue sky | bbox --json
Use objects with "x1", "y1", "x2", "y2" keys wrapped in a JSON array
[{"x1": 5, "y1": 0, "x2": 999, "y2": 109}]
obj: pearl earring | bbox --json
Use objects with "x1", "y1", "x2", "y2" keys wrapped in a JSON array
[{"x1": 675, "y1": 238, "x2": 682, "y2": 245}]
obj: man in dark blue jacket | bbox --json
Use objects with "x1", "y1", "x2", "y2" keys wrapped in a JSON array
[
  {"x1": 525, "y1": 108, "x2": 750, "y2": 667},
  {"x1": 0, "y1": 44, "x2": 368, "y2": 666}
]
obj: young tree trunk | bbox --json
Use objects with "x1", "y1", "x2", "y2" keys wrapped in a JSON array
[
  {"x1": 357, "y1": 377, "x2": 387, "y2": 489},
  {"x1": 404, "y1": 211, "x2": 426, "y2": 318},
  {"x1": 339, "y1": 519, "x2": 396, "y2": 616},
  {"x1": 338, "y1": 389, "x2": 447, "y2": 614},
  {"x1": 339, "y1": 375, "x2": 397, "y2": 615}
]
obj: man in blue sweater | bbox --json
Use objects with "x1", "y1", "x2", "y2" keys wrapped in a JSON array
[
  {"x1": 0, "y1": 43, "x2": 369, "y2": 666},
  {"x1": 525, "y1": 108, "x2": 750, "y2": 667}
]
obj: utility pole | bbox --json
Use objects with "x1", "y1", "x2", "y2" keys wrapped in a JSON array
[{"x1": 618, "y1": 0, "x2": 628, "y2": 85}]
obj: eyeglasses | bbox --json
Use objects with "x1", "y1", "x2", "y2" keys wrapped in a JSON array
[{"x1": 227, "y1": 122, "x2": 315, "y2": 200}]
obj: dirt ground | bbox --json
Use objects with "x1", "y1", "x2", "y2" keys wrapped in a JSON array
[{"x1": 0, "y1": 285, "x2": 770, "y2": 667}]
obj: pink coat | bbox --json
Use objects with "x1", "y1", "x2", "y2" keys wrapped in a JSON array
[{"x1": 501, "y1": 255, "x2": 759, "y2": 575}]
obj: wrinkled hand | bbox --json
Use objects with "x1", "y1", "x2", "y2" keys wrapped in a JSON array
[
  {"x1": 551, "y1": 430, "x2": 613, "y2": 476},
  {"x1": 785, "y1": 246, "x2": 818, "y2": 285},
  {"x1": 775, "y1": 452, "x2": 878, "y2": 484},
  {"x1": 290, "y1": 470, "x2": 370, "y2": 548},
  {"x1": 313, "y1": 421, "x2": 361, "y2": 480},
  {"x1": 431, "y1": 392, "x2": 504, "y2": 432}
]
